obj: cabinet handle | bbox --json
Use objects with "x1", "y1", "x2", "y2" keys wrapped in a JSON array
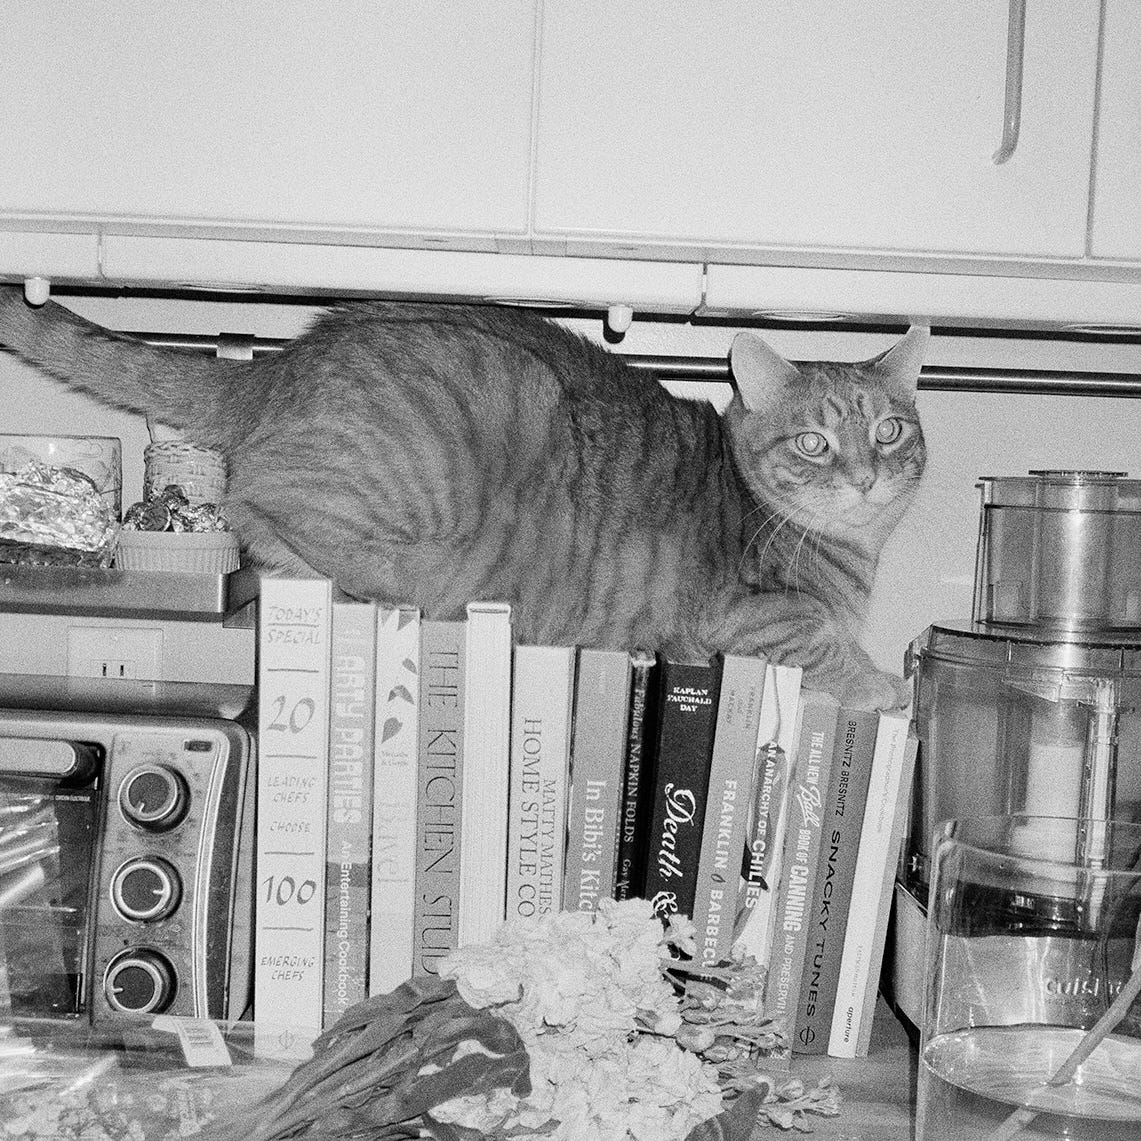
[{"x1": 992, "y1": 0, "x2": 1026, "y2": 164}]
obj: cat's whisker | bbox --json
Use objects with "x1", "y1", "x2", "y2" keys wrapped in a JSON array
[
  {"x1": 745, "y1": 502, "x2": 808, "y2": 576},
  {"x1": 755, "y1": 501, "x2": 816, "y2": 591},
  {"x1": 788, "y1": 526, "x2": 811, "y2": 596},
  {"x1": 741, "y1": 490, "x2": 801, "y2": 529},
  {"x1": 787, "y1": 507, "x2": 826, "y2": 597},
  {"x1": 738, "y1": 499, "x2": 803, "y2": 575}
]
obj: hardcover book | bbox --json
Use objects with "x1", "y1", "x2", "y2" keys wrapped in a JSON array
[
  {"x1": 828, "y1": 710, "x2": 917, "y2": 1058},
  {"x1": 458, "y1": 601, "x2": 514, "y2": 946},
  {"x1": 368, "y1": 606, "x2": 421, "y2": 997},
  {"x1": 563, "y1": 648, "x2": 633, "y2": 913},
  {"x1": 762, "y1": 690, "x2": 840, "y2": 1048},
  {"x1": 794, "y1": 706, "x2": 878, "y2": 1054},
  {"x1": 506, "y1": 643, "x2": 576, "y2": 921},
  {"x1": 642, "y1": 655, "x2": 723, "y2": 923},
  {"x1": 255, "y1": 575, "x2": 333, "y2": 1059},
  {"x1": 854, "y1": 725, "x2": 917, "y2": 1057},
  {"x1": 731, "y1": 662, "x2": 803, "y2": 963},
  {"x1": 412, "y1": 619, "x2": 466, "y2": 976},
  {"x1": 691, "y1": 653, "x2": 767, "y2": 969},
  {"x1": 322, "y1": 600, "x2": 378, "y2": 1027},
  {"x1": 614, "y1": 649, "x2": 659, "y2": 902}
]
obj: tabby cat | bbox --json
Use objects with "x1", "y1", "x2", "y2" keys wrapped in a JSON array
[{"x1": 0, "y1": 291, "x2": 926, "y2": 710}]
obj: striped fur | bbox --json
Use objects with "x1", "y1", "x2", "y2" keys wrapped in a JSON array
[{"x1": 0, "y1": 293, "x2": 926, "y2": 709}]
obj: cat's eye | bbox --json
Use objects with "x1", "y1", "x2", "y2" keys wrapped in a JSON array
[
  {"x1": 794, "y1": 431, "x2": 829, "y2": 458},
  {"x1": 874, "y1": 417, "x2": 905, "y2": 445}
]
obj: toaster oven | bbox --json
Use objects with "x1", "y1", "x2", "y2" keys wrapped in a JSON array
[{"x1": 0, "y1": 708, "x2": 255, "y2": 1025}]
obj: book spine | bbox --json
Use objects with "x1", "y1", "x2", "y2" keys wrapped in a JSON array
[
  {"x1": 614, "y1": 650, "x2": 658, "y2": 902},
  {"x1": 413, "y1": 619, "x2": 465, "y2": 976},
  {"x1": 691, "y1": 653, "x2": 767, "y2": 968},
  {"x1": 762, "y1": 691, "x2": 840, "y2": 1047},
  {"x1": 798, "y1": 707, "x2": 876, "y2": 1054},
  {"x1": 506, "y1": 644, "x2": 576, "y2": 921},
  {"x1": 731, "y1": 663, "x2": 803, "y2": 963},
  {"x1": 458, "y1": 601, "x2": 513, "y2": 947},
  {"x1": 322, "y1": 601, "x2": 377, "y2": 1027},
  {"x1": 828, "y1": 711, "x2": 915, "y2": 1057},
  {"x1": 794, "y1": 707, "x2": 879, "y2": 1054},
  {"x1": 367, "y1": 606, "x2": 421, "y2": 997},
  {"x1": 855, "y1": 725, "x2": 917, "y2": 1057},
  {"x1": 562, "y1": 648, "x2": 633, "y2": 913},
  {"x1": 643, "y1": 656, "x2": 723, "y2": 923},
  {"x1": 254, "y1": 575, "x2": 333, "y2": 1059}
]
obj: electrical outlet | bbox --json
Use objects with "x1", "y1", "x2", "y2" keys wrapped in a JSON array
[{"x1": 66, "y1": 626, "x2": 164, "y2": 681}]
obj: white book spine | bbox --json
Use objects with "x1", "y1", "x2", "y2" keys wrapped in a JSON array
[
  {"x1": 828, "y1": 710, "x2": 912, "y2": 1057},
  {"x1": 254, "y1": 576, "x2": 333, "y2": 1060},
  {"x1": 368, "y1": 606, "x2": 421, "y2": 996},
  {"x1": 506, "y1": 644, "x2": 576, "y2": 921},
  {"x1": 458, "y1": 601, "x2": 514, "y2": 947},
  {"x1": 855, "y1": 727, "x2": 918, "y2": 1057}
]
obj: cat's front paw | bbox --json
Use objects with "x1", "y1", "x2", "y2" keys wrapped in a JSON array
[{"x1": 840, "y1": 669, "x2": 911, "y2": 713}]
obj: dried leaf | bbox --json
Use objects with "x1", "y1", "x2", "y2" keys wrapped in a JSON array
[
  {"x1": 201, "y1": 978, "x2": 530, "y2": 1141},
  {"x1": 356, "y1": 1048, "x2": 529, "y2": 1125},
  {"x1": 421, "y1": 1111, "x2": 491, "y2": 1141},
  {"x1": 682, "y1": 1085, "x2": 765, "y2": 1141}
]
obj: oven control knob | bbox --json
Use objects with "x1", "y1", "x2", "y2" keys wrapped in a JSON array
[
  {"x1": 104, "y1": 949, "x2": 176, "y2": 1015},
  {"x1": 118, "y1": 765, "x2": 189, "y2": 831},
  {"x1": 110, "y1": 858, "x2": 182, "y2": 923}
]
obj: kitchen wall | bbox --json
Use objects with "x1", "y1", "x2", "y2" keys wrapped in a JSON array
[{"x1": 2, "y1": 293, "x2": 1139, "y2": 680}]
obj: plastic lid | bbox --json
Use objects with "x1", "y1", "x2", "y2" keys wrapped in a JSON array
[
  {"x1": 977, "y1": 470, "x2": 1141, "y2": 512},
  {"x1": 910, "y1": 619, "x2": 1141, "y2": 676}
]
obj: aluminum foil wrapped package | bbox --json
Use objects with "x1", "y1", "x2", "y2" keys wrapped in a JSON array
[
  {"x1": 122, "y1": 483, "x2": 231, "y2": 533},
  {"x1": 0, "y1": 461, "x2": 119, "y2": 567}
]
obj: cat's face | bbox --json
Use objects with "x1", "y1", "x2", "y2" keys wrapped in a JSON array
[{"x1": 724, "y1": 327, "x2": 928, "y2": 546}]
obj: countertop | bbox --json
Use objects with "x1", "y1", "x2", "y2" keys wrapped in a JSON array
[{"x1": 788, "y1": 999, "x2": 917, "y2": 1141}]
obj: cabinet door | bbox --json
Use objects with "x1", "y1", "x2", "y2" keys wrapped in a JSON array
[
  {"x1": 534, "y1": 2, "x2": 1099, "y2": 259},
  {"x1": 1090, "y1": 0, "x2": 1141, "y2": 260},
  {"x1": 0, "y1": 2, "x2": 535, "y2": 244}
]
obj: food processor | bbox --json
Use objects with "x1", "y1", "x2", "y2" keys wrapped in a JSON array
[{"x1": 893, "y1": 471, "x2": 1141, "y2": 1030}]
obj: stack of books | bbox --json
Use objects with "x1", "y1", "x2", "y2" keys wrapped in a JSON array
[{"x1": 254, "y1": 577, "x2": 916, "y2": 1062}]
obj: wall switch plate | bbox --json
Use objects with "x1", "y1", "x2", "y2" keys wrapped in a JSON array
[{"x1": 66, "y1": 626, "x2": 163, "y2": 681}]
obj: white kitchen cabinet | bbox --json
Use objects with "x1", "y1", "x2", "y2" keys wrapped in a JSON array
[
  {"x1": 0, "y1": 2, "x2": 535, "y2": 248},
  {"x1": 1090, "y1": 0, "x2": 1141, "y2": 261},
  {"x1": 534, "y1": 3, "x2": 1100, "y2": 260}
]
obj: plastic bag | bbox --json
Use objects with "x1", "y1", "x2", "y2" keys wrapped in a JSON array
[{"x1": 0, "y1": 1018, "x2": 290, "y2": 1141}]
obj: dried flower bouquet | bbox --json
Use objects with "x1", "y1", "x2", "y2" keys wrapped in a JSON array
[{"x1": 206, "y1": 899, "x2": 841, "y2": 1141}]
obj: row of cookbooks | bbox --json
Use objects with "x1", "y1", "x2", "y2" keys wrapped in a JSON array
[{"x1": 253, "y1": 576, "x2": 916, "y2": 1064}]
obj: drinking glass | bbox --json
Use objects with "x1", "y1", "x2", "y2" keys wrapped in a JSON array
[
  {"x1": 0, "y1": 433, "x2": 123, "y2": 516},
  {"x1": 918, "y1": 815, "x2": 1141, "y2": 1141}
]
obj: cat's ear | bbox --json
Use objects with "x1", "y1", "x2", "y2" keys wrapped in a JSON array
[
  {"x1": 865, "y1": 325, "x2": 929, "y2": 399},
  {"x1": 730, "y1": 331, "x2": 801, "y2": 412}
]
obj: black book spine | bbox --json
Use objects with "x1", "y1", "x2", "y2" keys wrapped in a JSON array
[
  {"x1": 642, "y1": 656, "x2": 722, "y2": 922},
  {"x1": 613, "y1": 651, "x2": 659, "y2": 901}
]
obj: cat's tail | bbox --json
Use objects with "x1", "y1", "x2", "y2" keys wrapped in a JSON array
[{"x1": 0, "y1": 288, "x2": 230, "y2": 433}]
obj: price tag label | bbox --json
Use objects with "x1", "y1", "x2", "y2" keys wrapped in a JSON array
[{"x1": 152, "y1": 1015, "x2": 232, "y2": 1068}]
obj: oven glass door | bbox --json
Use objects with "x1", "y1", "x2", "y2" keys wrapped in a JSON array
[{"x1": 0, "y1": 778, "x2": 99, "y2": 1018}]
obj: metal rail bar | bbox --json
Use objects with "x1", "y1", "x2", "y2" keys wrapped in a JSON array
[{"x1": 125, "y1": 333, "x2": 1141, "y2": 399}]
